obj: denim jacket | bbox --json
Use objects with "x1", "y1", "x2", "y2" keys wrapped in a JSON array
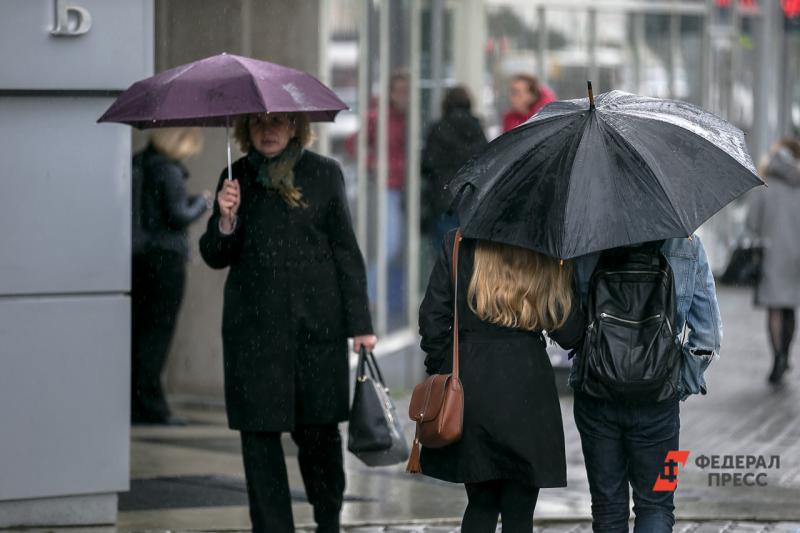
[{"x1": 568, "y1": 235, "x2": 723, "y2": 401}]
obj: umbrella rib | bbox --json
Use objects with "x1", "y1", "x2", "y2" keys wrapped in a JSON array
[
  {"x1": 149, "y1": 62, "x2": 201, "y2": 123},
  {"x1": 612, "y1": 108, "x2": 757, "y2": 175},
  {"x1": 625, "y1": 115, "x2": 763, "y2": 227},
  {"x1": 229, "y1": 55, "x2": 270, "y2": 115},
  {"x1": 558, "y1": 114, "x2": 598, "y2": 259},
  {"x1": 458, "y1": 112, "x2": 588, "y2": 258},
  {"x1": 600, "y1": 117, "x2": 692, "y2": 235}
]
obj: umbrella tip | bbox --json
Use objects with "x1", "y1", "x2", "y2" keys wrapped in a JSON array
[{"x1": 587, "y1": 81, "x2": 595, "y2": 110}]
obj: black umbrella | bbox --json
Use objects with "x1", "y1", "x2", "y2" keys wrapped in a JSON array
[{"x1": 449, "y1": 85, "x2": 764, "y2": 259}]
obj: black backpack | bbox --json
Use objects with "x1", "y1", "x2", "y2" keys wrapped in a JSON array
[{"x1": 578, "y1": 242, "x2": 682, "y2": 403}]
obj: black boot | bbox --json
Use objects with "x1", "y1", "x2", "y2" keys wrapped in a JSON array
[{"x1": 768, "y1": 351, "x2": 788, "y2": 385}]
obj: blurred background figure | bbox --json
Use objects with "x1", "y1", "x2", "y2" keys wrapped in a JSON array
[
  {"x1": 347, "y1": 69, "x2": 409, "y2": 316},
  {"x1": 502, "y1": 73, "x2": 557, "y2": 132},
  {"x1": 746, "y1": 136, "x2": 800, "y2": 386},
  {"x1": 421, "y1": 85, "x2": 487, "y2": 250},
  {"x1": 131, "y1": 127, "x2": 211, "y2": 425}
]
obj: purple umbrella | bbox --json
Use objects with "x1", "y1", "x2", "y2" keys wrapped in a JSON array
[{"x1": 98, "y1": 53, "x2": 348, "y2": 180}]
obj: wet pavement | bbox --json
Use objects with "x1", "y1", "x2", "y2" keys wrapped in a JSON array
[{"x1": 11, "y1": 287, "x2": 799, "y2": 532}]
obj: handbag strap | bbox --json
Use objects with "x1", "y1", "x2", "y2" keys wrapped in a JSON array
[
  {"x1": 366, "y1": 350, "x2": 387, "y2": 386},
  {"x1": 357, "y1": 345, "x2": 387, "y2": 386},
  {"x1": 451, "y1": 230, "x2": 462, "y2": 381}
]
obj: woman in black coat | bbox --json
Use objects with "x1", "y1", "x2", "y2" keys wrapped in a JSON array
[
  {"x1": 131, "y1": 127, "x2": 210, "y2": 425},
  {"x1": 419, "y1": 230, "x2": 584, "y2": 533},
  {"x1": 199, "y1": 112, "x2": 375, "y2": 533},
  {"x1": 421, "y1": 86, "x2": 487, "y2": 248}
]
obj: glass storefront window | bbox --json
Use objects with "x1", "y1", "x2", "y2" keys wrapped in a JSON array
[{"x1": 322, "y1": 0, "x2": 421, "y2": 338}]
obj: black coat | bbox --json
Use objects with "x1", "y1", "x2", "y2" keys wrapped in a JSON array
[
  {"x1": 421, "y1": 109, "x2": 487, "y2": 227},
  {"x1": 199, "y1": 150, "x2": 373, "y2": 432},
  {"x1": 418, "y1": 231, "x2": 584, "y2": 487},
  {"x1": 133, "y1": 145, "x2": 208, "y2": 257}
]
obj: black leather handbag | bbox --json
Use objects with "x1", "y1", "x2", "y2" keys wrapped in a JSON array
[
  {"x1": 347, "y1": 347, "x2": 409, "y2": 467},
  {"x1": 720, "y1": 238, "x2": 763, "y2": 287}
]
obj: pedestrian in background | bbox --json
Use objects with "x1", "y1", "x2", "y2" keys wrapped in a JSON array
[
  {"x1": 421, "y1": 85, "x2": 487, "y2": 250},
  {"x1": 502, "y1": 73, "x2": 556, "y2": 132},
  {"x1": 419, "y1": 231, "x2": 585, "y2": 533},
  {"x1": 746, "y1": 137, "x2": 800, "y2": 385},
  {"x1": 199, "y1": 111, "x2": 375, "y2": 533},
  {"x1": 131, "y1": 127, "x2": 210, "y2": 425},
  {"x1": 346, "y1": 69, "x2": 409, "y2": 315}
]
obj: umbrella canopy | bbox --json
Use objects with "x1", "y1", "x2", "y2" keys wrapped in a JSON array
[
  {"x1": 449, "y1": 89, "x2": 764, "y2": 259},
  {"x1": 97, "y1": 52, "x2": 347, "y2": 128}
]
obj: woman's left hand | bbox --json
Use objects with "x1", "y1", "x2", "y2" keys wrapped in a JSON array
[{"x1": 353, "y1": 334, "x2": 378, "y2": 354}]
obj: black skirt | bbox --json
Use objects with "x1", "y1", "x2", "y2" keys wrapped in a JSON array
[{"x1": 420, "y1": 334, "x2": 567, "y2": 488}]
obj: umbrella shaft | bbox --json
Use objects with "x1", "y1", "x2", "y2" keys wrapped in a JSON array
[{"x1": 226, "y1": 119, "x2": 233, "y2": 181}]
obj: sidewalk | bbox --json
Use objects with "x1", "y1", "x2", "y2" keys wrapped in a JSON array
[{"x1": 13, "y1": 287, "x2": 798, "y2": 532}]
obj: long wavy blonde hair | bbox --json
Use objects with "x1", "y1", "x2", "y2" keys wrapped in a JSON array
[{"x1": 467, "y1": 240, "x2": 573, "y2": 331}]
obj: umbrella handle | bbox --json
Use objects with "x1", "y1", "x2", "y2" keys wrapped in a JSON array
[
  {"x1": 226, "y1": 116, "x2": 233, "y2": 181},
  {"x1": 587, "y1": 81, "x2": 595, "y2": 110}
]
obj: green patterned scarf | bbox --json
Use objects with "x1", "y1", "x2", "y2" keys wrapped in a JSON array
[{"x1": 247, "y1": 140, "x2": 307, "y2": 208}]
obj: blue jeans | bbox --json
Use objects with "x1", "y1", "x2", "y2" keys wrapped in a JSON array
[
  {"x1": 574, "y1": 393, "x2": 680, "y2": 533},
  {"x1": 367, "y1": 189, "x2": 406, "y2": 318}
]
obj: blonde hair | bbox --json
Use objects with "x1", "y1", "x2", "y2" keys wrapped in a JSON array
[
  {"x1": 233, "y1": 112, "x2": 314, "y2": 153},
  {"x1": 150, "y1": 128, "x2": 203, "y2": 160},
  {"x1": 467, "y1": 240, "x2": 573, "y2": 332}
]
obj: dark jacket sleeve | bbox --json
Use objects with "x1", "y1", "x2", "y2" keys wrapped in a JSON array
[
  {"x1": 419, "y1": 127, "x2": 440, "y2": 230},
  {"x1": 326, "y1": 163, "x2": 374, "y2": 336},
  {"x1": 420, "y1": 126, "x2": 439, "y2": 179},
  {"x1": 199, "y1": 169, "x2": 244, "y2": 269},
  {"x1": 547, "y1": 293, "x2": 586, "y2": 351},
  {"x1": 159, "y1": 163, "x2": 208, "y2": 228},
  {"x1": 419, "y1": 232, "x2": 455, "y2": 375}
]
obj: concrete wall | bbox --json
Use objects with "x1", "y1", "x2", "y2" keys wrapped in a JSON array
[
  {"x1": 0, "y1": 0, "x2": 153, "y2": 526},
  {"x1": 147, "y1": 0, "x2": 322, "y2": 398}
]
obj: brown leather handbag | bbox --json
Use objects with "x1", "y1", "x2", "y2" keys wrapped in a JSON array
[{"x1": 406, "y1": 230, "x2": 464, "y2": 474}]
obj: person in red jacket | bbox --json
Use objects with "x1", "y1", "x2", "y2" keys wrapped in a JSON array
[
  {"x1": 502, "y1": 73, "x2": 556, "y2": 132},
  {"x1": 347, "y1": 71, "x2": 408, "y2": 191}
]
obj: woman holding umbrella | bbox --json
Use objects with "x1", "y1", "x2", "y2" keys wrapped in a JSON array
[
  {"x1": 199, "y1": 111, "x2": 375, "y2": 532},
  {"x1": 98, "y1": 53, "x2": 374, "y2": 532}
]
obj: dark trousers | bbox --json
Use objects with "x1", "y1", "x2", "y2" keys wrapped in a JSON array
[
  {"x1": 461, "y1": 479, "x2": 540, "y2": 533},
  {"x1": 240, "y1": 425, "x2": 345, "y2": 533},
  {"x1": 574, "y1": 393, "x2": 680, "y2": 533},
  {"x1": 131, "y1": 250, "x2": 185, "y2": 423}
]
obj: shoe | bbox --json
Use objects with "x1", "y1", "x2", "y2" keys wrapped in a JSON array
[{"x1": 768, "y1": 352, "x2": 788, "y2": 385}]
